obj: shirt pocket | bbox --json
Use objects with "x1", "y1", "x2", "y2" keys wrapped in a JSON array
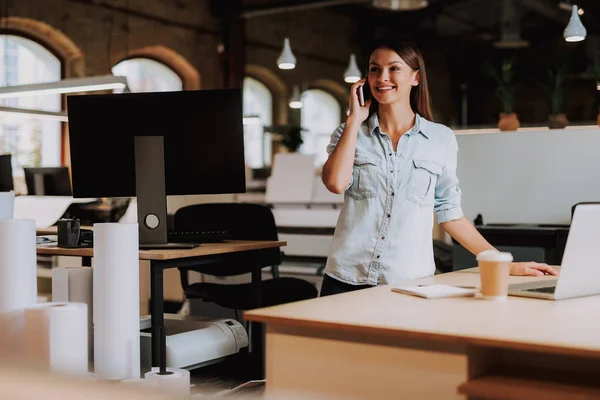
[
  {"x1": 407, "y1": 159, "x2": 442, "y2": 207},
  {"x1": 348, "y1": 156, "x2": 380, "y2": 200}
]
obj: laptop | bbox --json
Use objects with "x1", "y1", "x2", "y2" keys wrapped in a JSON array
[{"x1": 508, "y1": 204, "x2": 600, "y2": 300}]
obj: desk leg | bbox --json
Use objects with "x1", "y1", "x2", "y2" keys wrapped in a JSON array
[
  {"x1": 150, "y1": 261, "x2": 166, "y2": 372},
  {"x1": 251, "y1": 267, "x2": 264, "y2": 379}
]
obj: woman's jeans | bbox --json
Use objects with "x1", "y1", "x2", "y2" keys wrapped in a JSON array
[{"x1": 320, "y1": 274, "x2": 374, "y2": 297}]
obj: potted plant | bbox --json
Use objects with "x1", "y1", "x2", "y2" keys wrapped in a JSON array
[
  {"x1": 264, "y1": 124, "x2": 306, "y2": 153},
  {"x1": 483, "y1": 57, "x2": 519, "y2": 131},
  {"x1": 538, "y1": 61, "x2": 569, "y2": 129}
]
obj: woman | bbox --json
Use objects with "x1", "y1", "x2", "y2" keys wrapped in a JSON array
[{"x1": 320, "y1": 36, "x2": 557, "y2": 297}]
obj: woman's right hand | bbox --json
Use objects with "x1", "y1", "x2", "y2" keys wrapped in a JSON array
[{"x1": 348, "y1": 78, "x2": 372, "y2": 123}]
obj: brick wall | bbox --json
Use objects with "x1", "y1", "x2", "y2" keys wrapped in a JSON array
[{"x1": 4, "y1": 0, "x2": 597, "y2": 128}]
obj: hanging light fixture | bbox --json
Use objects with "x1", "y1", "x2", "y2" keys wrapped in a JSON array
[
  {"x1": 563, "y1": 4, "x2": 586, "y2": 42},
  {"x1": 0, "y1": 75, "x2": 128, "y2": 99},
  {"x1": 559, "y1": 1, "x2": 584, "y2": 15},
  {"x1": 0, "y1": 106, "x2": 68, "y2": 122},
  {"x1": 372, "y1": 0, "x2": 428, "y2": 11},
  {"x1": 289, "y1": 85, "x2": 303, "y2": 109},
  {"x1": 344, "y1": 54, "x2": 362, "y2": 83},
  {"x1": 277, "y1": 38, "x2": 297, "y2": 70}
]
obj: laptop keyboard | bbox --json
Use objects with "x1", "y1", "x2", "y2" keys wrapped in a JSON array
[{"x1": 525, "y1": 286, "x2": 556, "y2": 294}]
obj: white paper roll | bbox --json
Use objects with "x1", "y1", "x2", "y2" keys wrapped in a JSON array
[
  {"x1": 24, "y1": 302, "x2": 89, "y2": 376},
  {"x1": 144, "y1": 367, "x2": 190, "y2": 395},
  {"x1": 0, "y1": 309, "x2": 26, "y2": 361},
  {"x1": 0, "y1": 219, "x2": 37, "y2": 314},
  {"x1": 0, "y1": 191, "x2": 14, "y2": 219},
  {"x1": 93, "y1": 223, "x2": 140, "y2": 380},
  {"x1": 52, "y1": 267, "x2": 94, "y2": 363}
]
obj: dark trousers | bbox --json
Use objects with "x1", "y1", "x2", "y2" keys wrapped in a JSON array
[{"x1": 320, "y1": 274, "x2": 374, "y2": 297}]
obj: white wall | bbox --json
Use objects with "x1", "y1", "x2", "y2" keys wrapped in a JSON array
[{"x1": 456, "y1": 127, "x2": 600, "y2": 225}]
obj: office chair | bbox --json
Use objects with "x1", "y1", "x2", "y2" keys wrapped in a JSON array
[{"x1": 173, "y1": 202, "x2": 318, "y2": 310}]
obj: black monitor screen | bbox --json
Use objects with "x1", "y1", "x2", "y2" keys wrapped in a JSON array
[
  {"x1": 66, "y1": 89, "x2": 246, "y2": 198},
  {"x1": 0, "y1": 154, "x2": 13, "y2": 192},
  {"x1": 24, "y1": 166, "x2": 72, "y2": 196}
]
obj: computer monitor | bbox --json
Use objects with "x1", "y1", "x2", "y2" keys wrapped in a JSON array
[
  {"x1": 24, "y1": 166, "x2": 72, "y2": 196},
  {"x1": 0, "y1": 154, "x2": 13, "y2": 192},
  {"x1": 66, "y1": 89, "x2": 246, "y2": 249}
]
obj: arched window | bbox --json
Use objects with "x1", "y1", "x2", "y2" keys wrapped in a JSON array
[
  {"x1": 300, "y1": 89, "x2": 341, "y2": 166},
  {"x1": 112, "y1": 58, "x2": 182, "y2": 93},
  {"x1": 243, "y1": 77, "x2": 272, "y2": 168},
  {"x1": 0, "y1": 34, "x2": 61, "y2": 187}
]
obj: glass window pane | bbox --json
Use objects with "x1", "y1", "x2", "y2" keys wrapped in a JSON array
[
  {"x1": 112, "y1": 58, "x2": 183, "y2": 93},
  {"x1": 300, "y1": 89, "x2": 341, "y2": 166},
  {"x1": 243, "y1": 77, "x2": 272, "y2": 168},
  {"x1": 0, "y1": 35, "x2": 61, "y2": 193}
]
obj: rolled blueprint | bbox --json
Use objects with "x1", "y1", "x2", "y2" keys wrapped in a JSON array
[
  {"x1": 52, "y1": 267, "x2": 93, "y2": 363},
  {"x1": 0, "y1": 218, "x2": 37, "y2": 313},
  {"x1": 0, "y1": 191, "x2": 14, "y2": 219},
  {"x1": 24, "y1": 302, "x2": 89, "y2": 376},
  {"x1": 93, "y1": 223, "x2": 140, "y2": 380},
  {"x1": 144, "y1": 367, "x2": 190, "y2": 395}
]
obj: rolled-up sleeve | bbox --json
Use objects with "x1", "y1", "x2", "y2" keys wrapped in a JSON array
[
  {"x1": 326, "y1": 123, "x2": 346, "y2": 155},
  {"x1": 434, "y1": 132, "x2": 463, "y2": 223},
  {"x1": 325, "y1": 123, "x2": 353, "y2": 190}
]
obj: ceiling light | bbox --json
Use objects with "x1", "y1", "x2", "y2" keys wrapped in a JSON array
[
  {"x1": 0, "y1": 75, "x2": 128, "y2": 99},
  {"x1": 289, "y1": 85, "x2": 303, "y2": 109},
  {"x1": 0, "y1": 106, "x2": 68, "y2": 122},
  {"x1": 277, "y1": 38, "x2": 297, "y2": 70},
  {"x1": 372, "y1": 0, "x2": 428, "y2": 11},
  {"x1": 564, "y1": 5, "x2": 586, "y2": 42},
  {"x1": 344, "y1": 54, "x2": 362, "y2": 83},
  {"x1": 493, "y1": 0, "x2": 529, "y2": 49},
  {"x1": 559, "y1": 2, "x2": 584, "y2": 15}
]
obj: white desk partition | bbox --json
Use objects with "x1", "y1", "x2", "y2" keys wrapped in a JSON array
[
  {"x1": 311, "y1": 176, "x2": 344, "y2": 205},
  {"x1": 14, "y1": 196, "x2": 97, "y2": 228},
  {"x1": 265, "y1": 153, "x2": 316, "y2": 204},
  {"x1": 456, "y1": 127, "x2": 600, "y2": 225},
  {"x1": 272, "y1": 206, "x2": 340, "y2": 228}
]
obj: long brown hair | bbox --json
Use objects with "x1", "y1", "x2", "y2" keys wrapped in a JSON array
[{"x1": 366, "y1": 36, "x2": 434, "y2": 121}]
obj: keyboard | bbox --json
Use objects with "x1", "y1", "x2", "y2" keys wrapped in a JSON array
[
  {"x1": 525, "y1": 286, "x2": 556, "y2": 294},
  {"x1": 167, "y1": 229, "x2": 232, "y2": 244}
]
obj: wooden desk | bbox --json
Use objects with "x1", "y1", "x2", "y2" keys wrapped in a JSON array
[
  {"x1": 245, "y1": 268, "x2": 600, "y2": 400},
  {"x1": 37, "y1": 240, "x2": 286, "y2": 377}
]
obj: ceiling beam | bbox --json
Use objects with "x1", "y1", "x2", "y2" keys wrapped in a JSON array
[
  {"x1": 520, "y1": 0, "x2": 564, "y2": 22},
  {"x1": 241, "y1": 0, "x2": 370, "y2": 19}
]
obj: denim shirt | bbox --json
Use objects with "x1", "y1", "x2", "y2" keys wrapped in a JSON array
[{"x1": 324, "y1": 113, "x2": 463, "y2": 286}]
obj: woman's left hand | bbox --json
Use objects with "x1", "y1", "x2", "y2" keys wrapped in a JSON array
[{"x1": 510, "y1": 262, "x2": 558, "y2": 276}]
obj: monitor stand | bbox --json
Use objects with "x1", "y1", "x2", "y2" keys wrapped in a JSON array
[{"x1": 134, "y1": 136, "x2": 198, "y2": 250}]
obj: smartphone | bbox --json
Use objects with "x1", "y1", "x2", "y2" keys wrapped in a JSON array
[{"x1": 358, "y1": 82, "x2": 371, "y2": 107}]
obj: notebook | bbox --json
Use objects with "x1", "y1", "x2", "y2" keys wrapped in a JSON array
[{"x1": 391, "y1": 284, "x2": 477, "y2": 299}]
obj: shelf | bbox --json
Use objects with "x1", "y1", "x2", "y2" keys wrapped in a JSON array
[
  {"x1": 458, "y1": 370, "x2": 600, "y2": 400},
  {"x1": 37, "y1": 266, "x2": 53, "y2": 279}
]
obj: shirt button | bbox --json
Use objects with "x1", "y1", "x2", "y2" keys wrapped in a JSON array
[
  {"x1": 388, "y1": 153, "x2": 392, "y2": 156},
  {"x1": 387, "y1": 214, "x2": 391, "y2": 218},
  {"x1": 390, "y1": 170, "x2": 393, "y2": 173},
  {"x1": 376, "y1": 255, "x2": 380, "y2": 259},
  {"x1": 381, "y1": 236, "x2": 385, "y2": 240},
  {"x1": 392, "y1": 192, "x2": 395, "y2": 196}
]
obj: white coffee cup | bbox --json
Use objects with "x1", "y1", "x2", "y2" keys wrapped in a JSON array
[{"x1": 476, "y1": 250, "x2": 513, "y2": 300}]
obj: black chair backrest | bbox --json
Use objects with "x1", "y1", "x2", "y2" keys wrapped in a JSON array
[
  {"x1": 174, "y1": 202, "x2": 281, "y2": 276},
  {"x1": 174, "y1": 202, "x2": 279, "y2": 241}
]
